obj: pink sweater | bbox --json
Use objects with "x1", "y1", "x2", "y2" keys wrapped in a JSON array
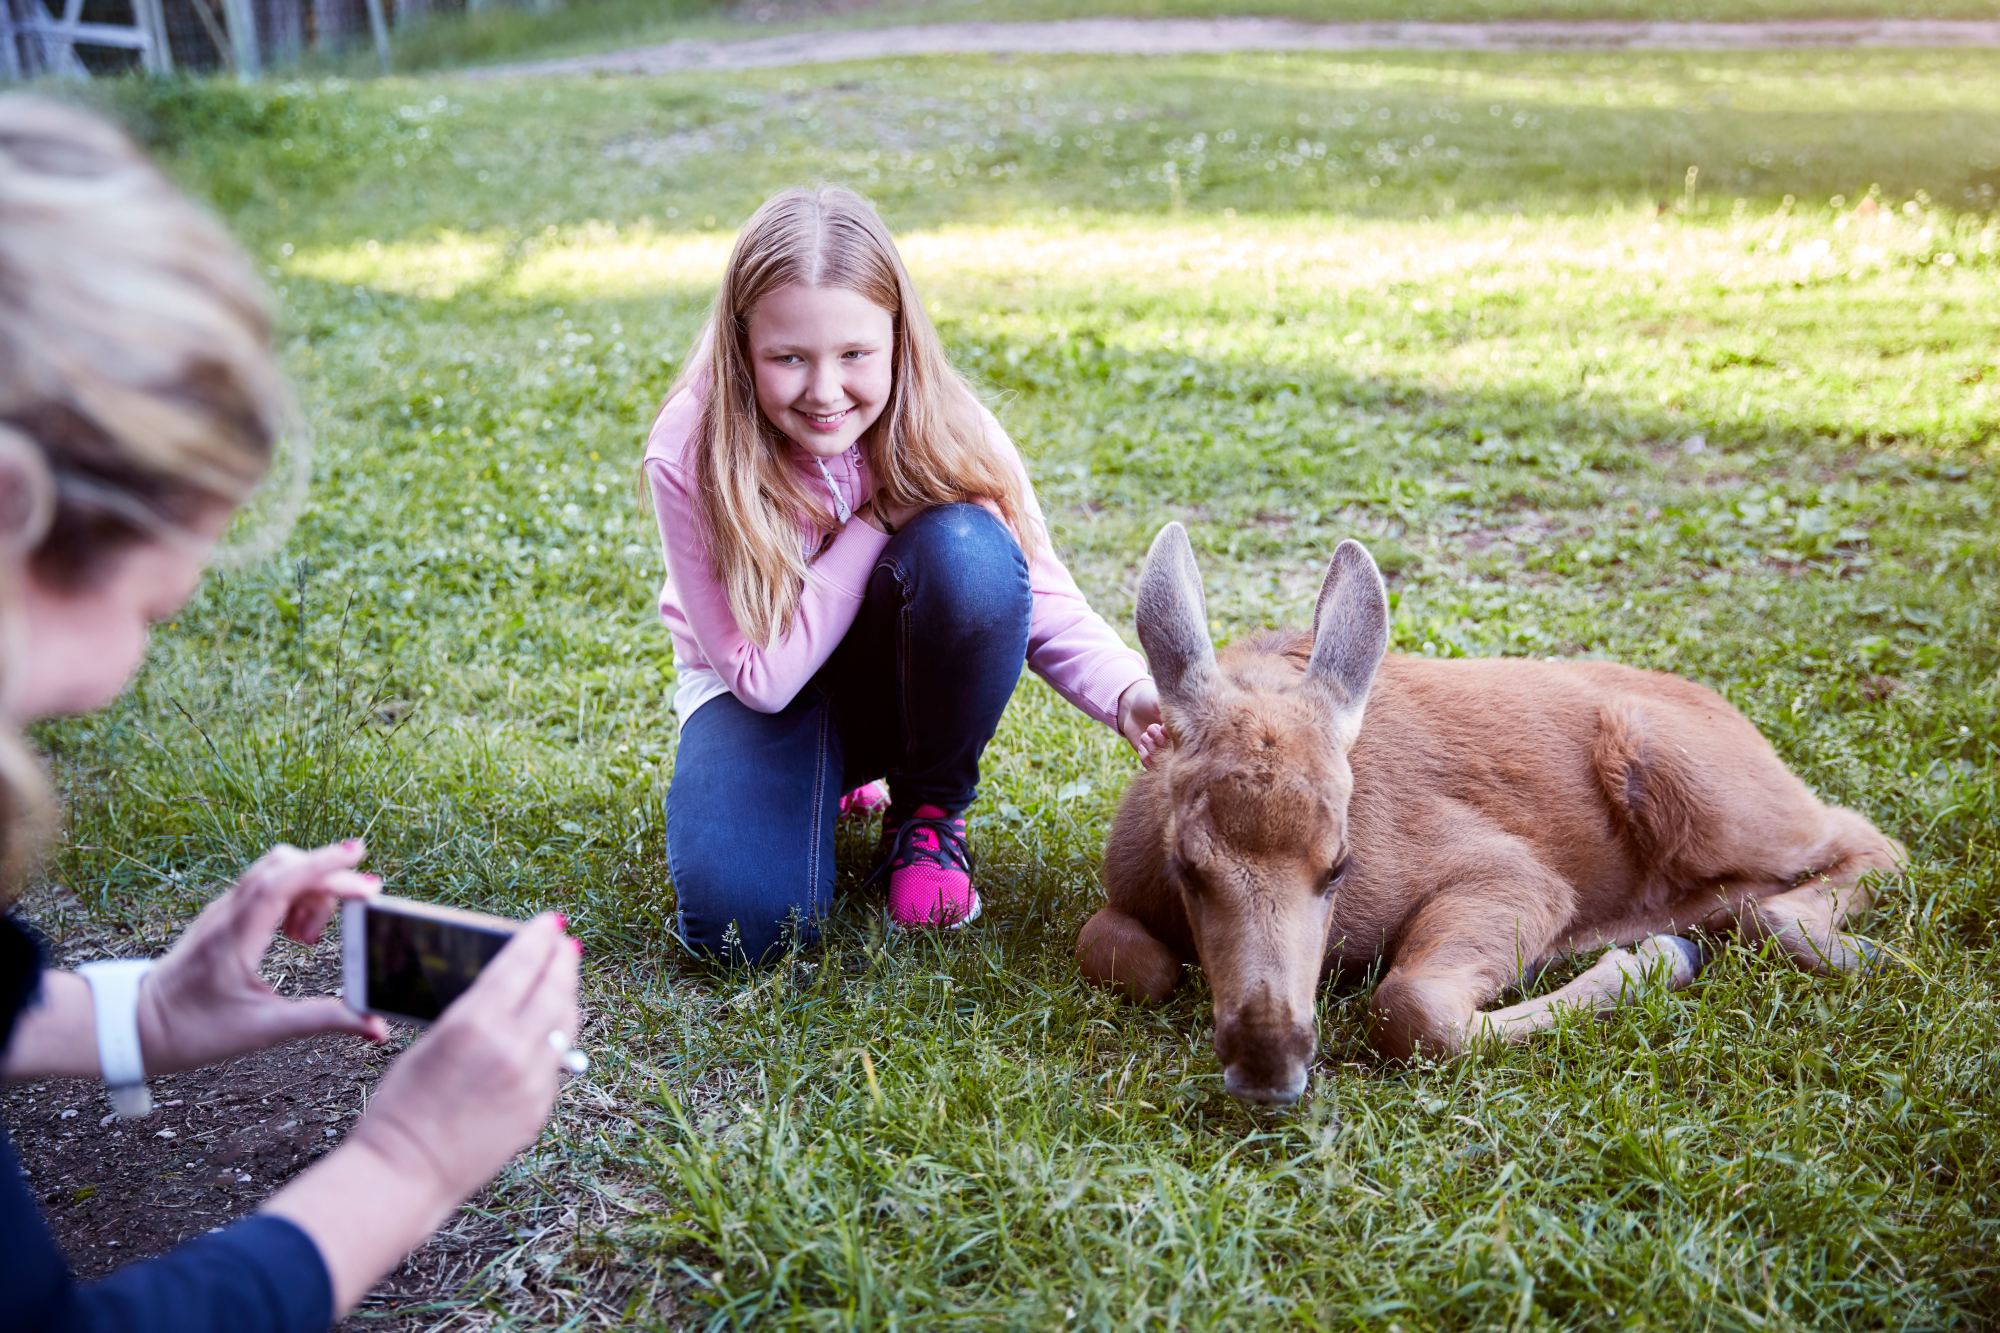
[{"x1": 643, "y1": 385, "x2": 1149, "y2": 730}]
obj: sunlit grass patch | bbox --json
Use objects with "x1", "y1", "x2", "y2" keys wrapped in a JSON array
[{"x1": 292, "y1": 206, "x2": 1997, "y2": 461}]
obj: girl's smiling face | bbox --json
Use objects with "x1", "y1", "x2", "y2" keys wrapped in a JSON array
[{"x1": 746, "y1": 284, "x2": 896, "y2": 459}]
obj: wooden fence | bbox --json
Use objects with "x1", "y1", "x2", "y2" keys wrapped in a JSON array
[{"x1": 0, "y1": 0, "x2": 551, "y2": 78}]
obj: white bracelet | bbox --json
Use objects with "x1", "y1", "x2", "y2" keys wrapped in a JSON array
[{"x1": 76, "y1": 959, "x2": 156, "y2": 1119}]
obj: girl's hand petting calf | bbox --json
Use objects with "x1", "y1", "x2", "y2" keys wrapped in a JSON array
[
  {"x1": 1118, "y1": 678, "x2": 1167, "y2": 769},
  {"x1": 136, "y1": 838, "x2": 389, "y2": 1074}
]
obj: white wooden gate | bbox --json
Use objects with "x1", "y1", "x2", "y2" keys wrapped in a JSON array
[{"x1": 0, "y1": 0, "x2": 176, "y2": 79}]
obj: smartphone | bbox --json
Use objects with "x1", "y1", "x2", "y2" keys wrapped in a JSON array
[{"x1": 341, "y1": 895, "x2": 522, "y2": 1025}]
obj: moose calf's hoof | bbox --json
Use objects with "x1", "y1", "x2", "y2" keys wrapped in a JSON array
[
  {"x1": 1639, "y1": 934, "x2": 1711, "y2": 987},
  {"x1": 1856, "y1": 938, "x2": 1900, "y2": 976}
]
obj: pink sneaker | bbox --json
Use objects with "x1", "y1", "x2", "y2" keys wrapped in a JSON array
[
  {"x1": 838, "y1": 781, "x2": 889, "y2": 821},
  {"x1": 882, "y1": 805, "x2": 980, "y2": 930}
]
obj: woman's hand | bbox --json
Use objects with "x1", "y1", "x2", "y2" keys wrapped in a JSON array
[
  {"x1": 264, "y1": 914, "x2": 582, "y2": 1315},
  {"x1": 1117, "y1": 678, "x2": 1168, "y2": 770},
  {"x1": 346, "y1": 913, "x2": 579, "y2": 1203},
  {"x1": 135, "y1": 840, "x2": 388, "y2": 1076}
]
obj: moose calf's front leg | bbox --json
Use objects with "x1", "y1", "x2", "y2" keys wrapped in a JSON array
[
  {"x1": 1373, "y1": 931, "x2": 1708, "y2": 1057},
  {"x1": 1371, "y1": 958, "x2": 1507, "y2": 1060},
  {"x1": 1368, "y1": 849, "x2": 1575, "y2": 1059},
  {"x1": 1472, "y1": 934, "x2": 1708, "y2": 1044},
  {"x1": 1078, "y1": 908, "x2": 1185, "y2": 1005}
]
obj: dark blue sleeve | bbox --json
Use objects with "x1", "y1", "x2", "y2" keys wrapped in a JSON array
[
  {"x1": 70, "y1": 1216, "x2": 334, "y2": 1333},
  {"x1": 4, "y1": 1121, "x2": 332, "y2": 1333}
]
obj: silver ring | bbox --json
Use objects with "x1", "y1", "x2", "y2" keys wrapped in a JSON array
[{"x1": 546, "y1": 1028, "x2": 589, "y2": 1076}]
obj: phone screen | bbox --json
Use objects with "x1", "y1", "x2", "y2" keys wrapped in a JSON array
[{"x1": 363, "y1": 904, "x2": 514, "y2": 1023}]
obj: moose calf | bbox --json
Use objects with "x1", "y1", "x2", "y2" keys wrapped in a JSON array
[{"x1": 1079, "y1": 524, "x2": 1902, "y2": 1105}]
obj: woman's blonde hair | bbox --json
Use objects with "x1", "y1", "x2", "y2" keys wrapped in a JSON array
[
  {"x1": 681, "y1": 185, "x2": 1040, "y2": 647},
  {"x1": 0, "y1": 94, "x2": 284, "y2": 897}
]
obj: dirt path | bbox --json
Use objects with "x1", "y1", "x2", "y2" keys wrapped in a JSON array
[{"x1": 463, "y1": 16, "x2": 2000, "y2": 79}]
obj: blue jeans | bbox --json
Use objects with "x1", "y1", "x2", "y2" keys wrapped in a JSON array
[{"x1": 665, "y1": 504, "x2": 1033, "y2": 964}]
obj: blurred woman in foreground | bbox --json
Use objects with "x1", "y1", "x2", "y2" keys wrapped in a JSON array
[{"x1": 0, "y1": 94, "x2": 580, "y2": 1332}]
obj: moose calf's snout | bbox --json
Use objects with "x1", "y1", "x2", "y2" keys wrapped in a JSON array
[{"x1": 1214, "y1": 1009, "x2": 1317, "y2": 1106}]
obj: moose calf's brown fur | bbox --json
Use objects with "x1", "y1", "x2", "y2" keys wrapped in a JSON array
[{"x1": 1080, "y1": 524, "x2": 1903, "y2": 1105}]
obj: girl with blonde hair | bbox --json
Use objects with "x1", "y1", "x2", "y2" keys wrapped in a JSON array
[
  {"x1": 647, "y1": 186, "x2": 1165, "y2": 960},
  {"x1": 0, "y1": 95, "x2": 580, "y2": 1331}
]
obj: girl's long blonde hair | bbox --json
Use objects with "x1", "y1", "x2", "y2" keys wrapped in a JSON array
[
  {"x1": 681, "y1": 186, "x2": 1040, "y2": 647},
  {"x1": 0, "y1": 95, "x2": 283, "y2": 900}
]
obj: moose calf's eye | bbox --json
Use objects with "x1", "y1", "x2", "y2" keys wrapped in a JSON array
[{"x1": 1322, "y1": 855, "x2": 1351, "y2": 893}]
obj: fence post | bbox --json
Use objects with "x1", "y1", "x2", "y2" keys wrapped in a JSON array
[
  {"x1": 222, "y1": 0, "x2": 260, "y2": 80},
  {"x1": 261, "y1": 0, "x2": 302, "y2": 67},
  {"x1": 311, "y1": 0, "x2": 351, "y2": 53},
  {"x1": 361, "y1": 0, "x2": 387, "y2": 73},
  {"x1": 0, "y1": 2, "x2": 20, "y2": 80},
  {"x1": 135, "y1": 0, "x2": 173, "y2": 73},
  {"x1": 38, "y1": 0, "x2": 90, "y2": 78}
]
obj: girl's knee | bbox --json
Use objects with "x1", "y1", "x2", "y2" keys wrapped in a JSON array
[
  {"x1": 900, "y1": 504, "x2": 1020, "y2": 567},
  {"x1": 890, "y1": 504, "x2": 1030, "y2": 619}
]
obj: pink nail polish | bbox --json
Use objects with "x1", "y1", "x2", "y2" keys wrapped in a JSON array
[
  {"x1": 570, "y1": 937, "x2": 585, "y2": 957},
  {"x1": 554, "y1": 911, "x2": 569, "y2": 932}
]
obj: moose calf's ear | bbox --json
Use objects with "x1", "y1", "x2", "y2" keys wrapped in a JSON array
[
  {"x1": 1307, "y1": 539, "x2": 1390, "y2": 733},
  {"x1": 1135, "y1": 522, "x2": 1218, "y2": 704}
]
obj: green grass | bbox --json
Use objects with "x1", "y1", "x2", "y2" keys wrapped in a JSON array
[{"x1": 35, "y1": 44, "x2": 2000, "y2": 1329}]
